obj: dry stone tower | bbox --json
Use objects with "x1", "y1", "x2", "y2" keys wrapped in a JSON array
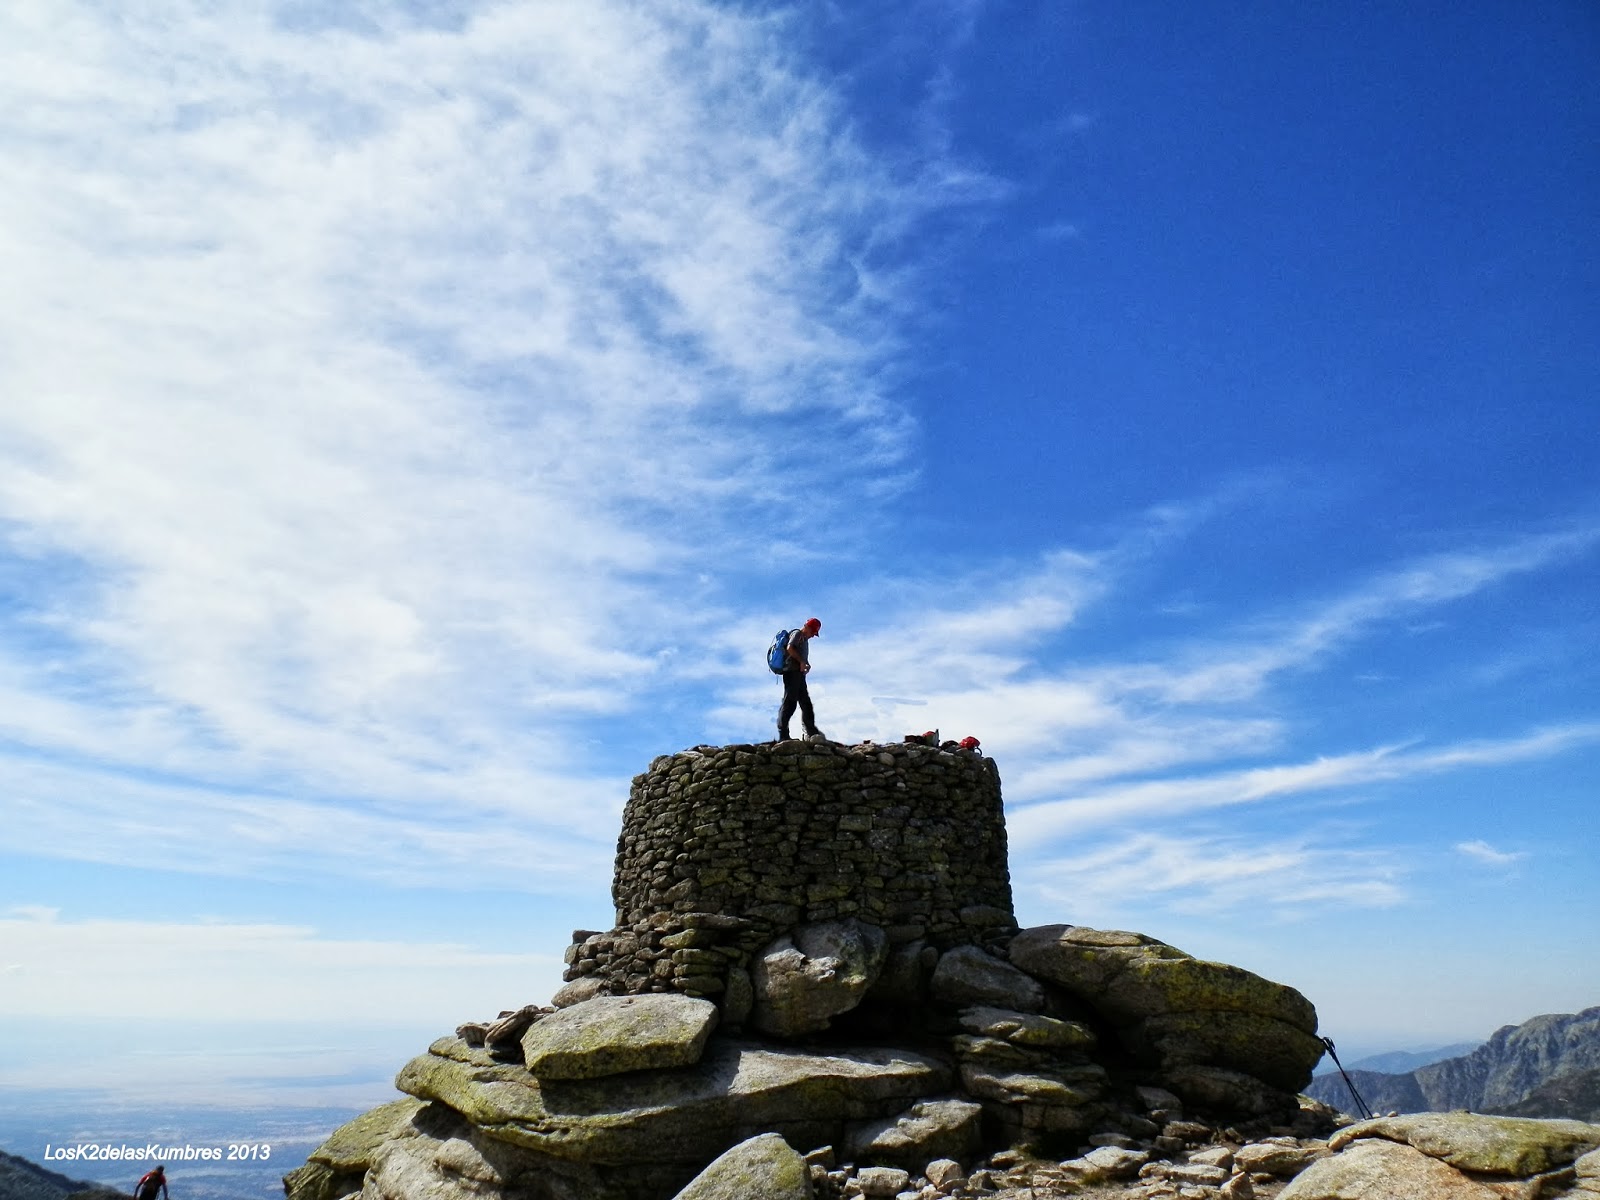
[{"x1": 562, "y1": 738, "x2": 1018, "y2": 1024}]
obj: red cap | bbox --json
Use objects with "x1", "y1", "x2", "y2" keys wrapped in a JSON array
[{"x1": 803, "y1": 617, "x2": 822, "y2": 634}]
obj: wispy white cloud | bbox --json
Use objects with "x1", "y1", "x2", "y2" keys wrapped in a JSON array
[
  {"x1": 1455, "y1": 839, "x2": 1527, "y2": 867},
  {"x1": 1009, "y1": 723, "x2": 1600, "y2": 843},
  {"x1": 0, "y1": 0, "x2": 939, "y2": 865},
  {"x1": 1091, "y1": 527, "x2": 1600, "y2": 706},
  {"x1": 0, "y1": 752, "x2": 619, "y2": 888},
  {"x1": 1019, "y1": 828, "x2": 1407, "y2": 923}
]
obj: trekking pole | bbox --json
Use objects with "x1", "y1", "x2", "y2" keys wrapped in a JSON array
[{"x1": 1319, "y1": 1036, "x2": 1374, "y2": 1120}]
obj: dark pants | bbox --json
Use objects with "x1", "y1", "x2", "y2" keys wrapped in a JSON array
[{"x1": 778, "y1": 669, "x2": 817, "y2": 738}]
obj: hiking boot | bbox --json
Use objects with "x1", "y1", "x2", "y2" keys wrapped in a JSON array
[
  {"x1": 805, "y1": 729, "x2": 826, "y2": 742},
  {"x1": 777, "y1": 727, "x2": 792, "y2": 742}
]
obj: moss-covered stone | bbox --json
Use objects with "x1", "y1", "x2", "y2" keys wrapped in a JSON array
[
  {"x1": 957, "y1": 1006, "x2": 1097, "y2": 1055},
  {"x1": 397, "y1": 1036, "x2": 950, "y2": 1166},
  {"x1": 959, "y1": 1062, "x2": 1106, "y2": 1108},
  {"x1": 1135, "y1": 1010, "x2": 1327, "y2": 1092},
  {"x1": 1010, "y1": 925, "x2": 1315, "y2": 1029},
  {"x1": 668, "y1": 1133, "x2": 810, "y2": 1200},
  {"x1": 1008, "y1": 924, "x2": 1321, "y2": 1093},
  {"x1": 307, "y1": 1098, "x2": 425, "y2": 1172},
  {"x1": 1329, "y1": 1112, "x2": 1600, "y2": 1176},
  {"x1": 522, "y1": 994, "x2": 718, "y2": 1080},
  {"x1": 282, "y1": 1097, "x2": 424, "y2": 1200},
  {"x1": 281, "y1": 1161, "x2": 340, "y2": 1200},
  {"x1": 1578, "y1": 1145, "x2": 1600, "y2": 1180},
  {"x1": 1278, "y1": 1138, "x2": 1503, "y2": 1200}
]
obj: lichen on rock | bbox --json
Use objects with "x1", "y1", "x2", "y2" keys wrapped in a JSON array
[
  {"x1": 1327, "y1": 1110, "x2": 1600, "y2": 1176},
  {"x1": 667, "y1": 1132, "x2": 810, "y2": 1200},
  {"x1": 521, "y1": 993, "x2": 719, "y2": 1080}
]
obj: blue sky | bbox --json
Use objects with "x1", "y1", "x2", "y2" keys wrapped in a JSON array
[{"x1": 1, "y1": 0, "x2": 1597, "y2": 1109}]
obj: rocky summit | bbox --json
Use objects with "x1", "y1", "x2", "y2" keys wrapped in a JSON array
[{"x1": 285, "y1": 741, "x2": 1600, "y2": 1200}]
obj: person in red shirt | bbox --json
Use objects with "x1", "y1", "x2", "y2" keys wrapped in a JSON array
[{"x1": 135, "y1": 1165, "x2": 169, "y2": 1200}]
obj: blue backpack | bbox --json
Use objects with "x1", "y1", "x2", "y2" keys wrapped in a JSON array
[{"x1": 766, "y1": 629, "x2": 792, "y2": 674}]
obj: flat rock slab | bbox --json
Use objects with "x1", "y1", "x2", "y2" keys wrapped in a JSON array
[
  {"x1": 1329, "y1": 1112, "x2": 1600, "y2": 1177},
  {"x1": 958, "y1": 1006, "x2": 1097, "y2": 1054},
  {"x1": 1009, "y1": 925, "x2": 1317, "y2": 1031},
  {"x1": 856, "y1": 1165, "x2": 910, "y2": 1196},
  {"x1": 846, "y1": 1098, "x2": 983, "y2": 1169},
  {"x1": 1278, "y1": 1138, "x2": 1505, "y2": 1200},
  {"x1": 398, "y1": 1035, "x2": 951, "y2": 1166},
  {"x1": 669, "y1": 1133, "x2": 809, "y2": 1200},
  {"x1": 960, "y1": 1062, "x2": 1106, "y2": 1107},
  {"x1": 522, "y1": 994, "x2": 719, "y2": 1080},
  {"x1": 1059, "y1": 1145, "x2": 1149, "y2": 1182},
  {"x1": 1234, "y1": 1139, "x2": 1318, "y2": 1177}
]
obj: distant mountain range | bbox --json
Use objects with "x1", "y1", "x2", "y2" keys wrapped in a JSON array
[
  {"x1": 1307, "y1": 1005, "x2": 1600, "y2": 1119},
  {"x1": 0, "y1": 1148, "x2": 120, "y2": 1200},
  {"x1": 1313, "y1": 1041, "x2": 1482, "y2": 1077},
  {"x1": 1494, "y1": 1066, "x2": 1600, "y2": 1123}
]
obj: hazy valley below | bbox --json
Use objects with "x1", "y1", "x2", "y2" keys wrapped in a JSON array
[{"x1": 0, "y1": 1101, "x2": 363, "y2": 1200}]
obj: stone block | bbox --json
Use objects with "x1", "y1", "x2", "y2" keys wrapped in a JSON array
[
  {"x1": 929, "y1": 946, "x2": 1046, "y2": 1012},
  {"x1": 750, "y1": 920, "x2": 889, "y2": 1038},
  {"x1": 669, "y1": 1132, "x2": 810, "y2": 1200},
  {"x1": 522, "y1": 994, "x2": 719, "y2": 1080},
  {"x1": 856, "y1": 1166, "x2": 911, "y2": 1197},
  {"x1": 845, "y1": 1098, "x2": 983, "y2": 1170}
]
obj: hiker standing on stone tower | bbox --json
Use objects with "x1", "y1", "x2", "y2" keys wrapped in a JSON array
[{"x1": 778, "y1": 617, "x2": 824, "y2": 741}]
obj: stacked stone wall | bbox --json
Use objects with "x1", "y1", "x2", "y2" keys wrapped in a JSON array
[{"x1": 563, "y1": 739, "x2": 1014, "y2": 1003}]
